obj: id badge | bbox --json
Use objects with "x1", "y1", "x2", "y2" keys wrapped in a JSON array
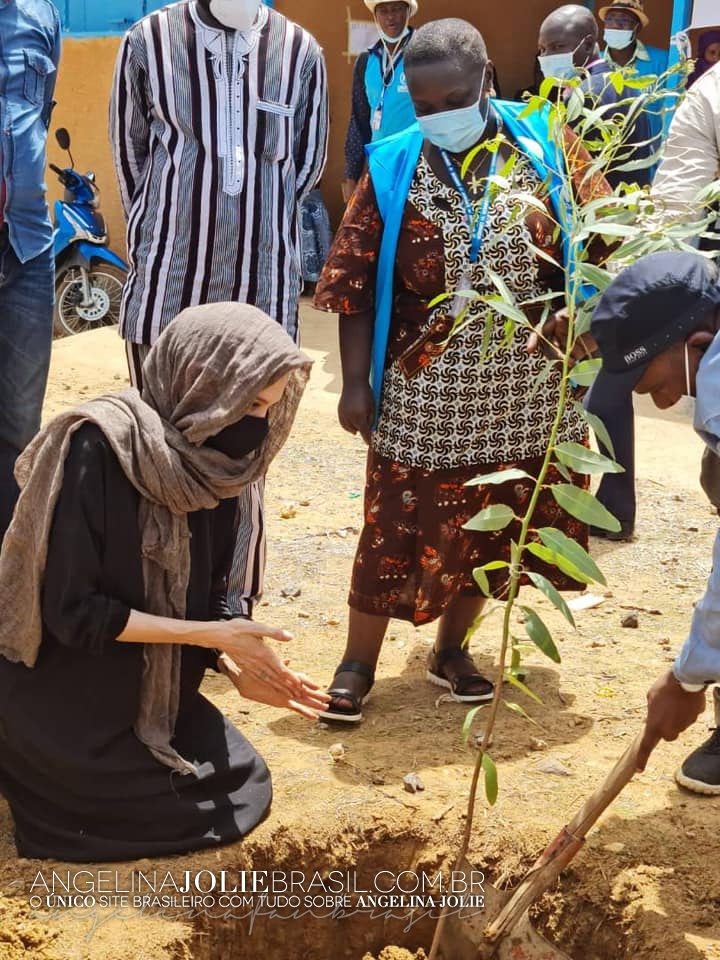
[{"x1": 372, "y1": 107, "x2": 382, "y2": 132}]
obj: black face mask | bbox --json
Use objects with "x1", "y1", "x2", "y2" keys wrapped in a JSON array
[{"x1": 204, "y1": 414, "x2": 269, "y2": 460}]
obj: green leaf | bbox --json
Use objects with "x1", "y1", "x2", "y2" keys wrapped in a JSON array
[
  {"x1": 539, "y1": 76, "x2": 558, "y2": 100},
  {"x1": 463, "y1": 504, "x2": 515, "y2": 532},
  {"x1": 554, "y1": 441, "x2": 624, "y2": 475},
  {"x1": 482, "y1": 753, "x2": 499, "y2": 806},
  {"x1": 553, "y1": 460, "x2": 573, "y2": 483},
  {"x1": 461, "y1": 704, "x2": 489, "y2": 743},
  {"x1": 503, "y1": 700, "x2": 538, "y2": 725},
  {"x1": 551, "y1": 485, "x2": 622, "y2": 532},
  {"x1": 527, "y1": 541, "x2": 592, "y2": 585},
  {"x1": 486, "y1": 295, "x2": 528, "y2": 325},
  {"x1": 527, "y1": 572, "x2": 576, "y2": 627},
  {"x1": 427, "y1": 292, "x2": 450, "y2": 309},
  {"x1": 521, "y1": 606, "x2": 561, "y2": 663},
  {"x1": 587, "y1": 221, "x2": 643, "y2": 239},
  {"x1": 565, "y1": 86, "x2": 585, "y2": 123},
  {"x1": 573, "y1": 402, "x2": 616, "y2": 459},
  {"x1": 578, "y1": 262, "x2": 614, "y2": 291},
  {"x1": 567, "y1": 357, "x2": 601, "y2": 387},
  {"x1": 538, "y1": 527, "x2": 607, "y2": 585},
  {"x1": 465, "y1": 468, "x2": 533, "y2": 487},
  {"x1": 472, "y1": 567, "x2": 491, "y2": 597},
  {"x1": 504, "y1": 670, "x2": 544, "y2": 705}
]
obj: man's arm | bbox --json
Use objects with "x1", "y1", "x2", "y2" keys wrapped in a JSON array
[
  {"x1": 109, "y1": 33, "x2": 152, "y2": 220},
  {"x1": 344, "y1": 53, "x2": 372, "y2": 185},
  {"x1": 636, "y1": 528, "x2": 720, "y2": 770},
  {"x1": 673, "y1": 530, "x2": 720, "y2": 686},
  {"x1": 650, "y1": 68, "x2": 720, "y2": 223},
  {"x1": 42, "y1": 10, "x2": 61, "y2": 128},
  {"x1": 293, "y1": 45, "x2": 329, "y2": 203}
]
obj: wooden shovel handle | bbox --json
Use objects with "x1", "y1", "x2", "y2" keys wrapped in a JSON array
[{"x1": 485, "y1": 731, "x2": 644, "y2": 943}]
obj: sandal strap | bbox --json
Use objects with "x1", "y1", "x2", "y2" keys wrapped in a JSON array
[
  {"x1": 327, "y1": 687, "x2": 363, "y2": 713},
  {"x1": 334, "y1": 660, "x2": 375, "y2": 684},
  {"x1": 430, "y1": 647, "x2": 474, "y2": 671}
]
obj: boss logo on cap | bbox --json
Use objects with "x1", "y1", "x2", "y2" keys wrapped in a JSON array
[{"x1": 624, "y1": 345, "x2": 647, "y2": 365}]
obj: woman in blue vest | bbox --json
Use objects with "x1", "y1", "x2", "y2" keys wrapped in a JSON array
[
  {"x1": 342, "y1": 0, "x2": 418, "y2": 204},
  {"x1": 315, "y1": 18, "x2": 609, "y2": 723}
]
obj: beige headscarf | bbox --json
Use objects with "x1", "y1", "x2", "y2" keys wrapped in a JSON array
[{"x1": 0, "y1": 303, "x2": 311, "y2": 773}]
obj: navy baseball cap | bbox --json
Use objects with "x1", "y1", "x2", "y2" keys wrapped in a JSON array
[{"x1": 591, "y1": 252, "x2": 720, "y2": 386}]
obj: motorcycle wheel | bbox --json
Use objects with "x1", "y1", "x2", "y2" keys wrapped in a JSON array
[{"x1": 54, "y1": 263, "x2": 127, "y2": 337}]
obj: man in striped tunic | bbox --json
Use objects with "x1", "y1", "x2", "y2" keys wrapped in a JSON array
[{"x1": 110, "y1": 0, "x2": 328, "y2": 616}]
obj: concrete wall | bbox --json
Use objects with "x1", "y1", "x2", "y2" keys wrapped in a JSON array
[{"x1": 47, "y1": 0, "x2": 680, "y2": 249}]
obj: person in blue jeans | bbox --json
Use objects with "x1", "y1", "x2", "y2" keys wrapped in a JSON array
[{"x1": 0, "y1": 0, "x2": 61, "y2": 545}]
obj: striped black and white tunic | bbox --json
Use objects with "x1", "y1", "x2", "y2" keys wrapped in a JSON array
[{"x1": 110, "y1": 1, "x2": 328, "y2": 344}]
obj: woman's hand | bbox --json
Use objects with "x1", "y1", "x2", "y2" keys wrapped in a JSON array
[
  {"x1": 219, "y1": 653, "x2": 330, "y2": 721},
  {"x1": 212, "y1": 619, "x2": 307, "y2": 700},
  {"x1": 117, "y1": 611, "x2": 306, "y2": 701},
  {"x1": 338, "y1": 380, "x2": 374, "y2": 444},
  {"x1": 526, "y1": 307, "x2": 598, "y2": 366}
]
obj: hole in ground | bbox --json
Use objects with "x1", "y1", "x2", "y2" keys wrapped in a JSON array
[{"x1": 181, "y1": 827, "x2": 632, "y2": 960}]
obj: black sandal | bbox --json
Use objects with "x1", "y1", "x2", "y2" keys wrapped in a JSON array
[
  {"x1": 426, "y1": 647, "x2": 494, "y2": 703},
  {"x1": 325, "y1": 660, "x2": 375, "y2": 724}
]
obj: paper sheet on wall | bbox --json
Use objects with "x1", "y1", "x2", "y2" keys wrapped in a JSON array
[
  {"x1": 348, "y1": 19, "x2": 378, "y2": 56},
  {"x1": 691, "y1": 0, "x2": 720, "y2": 29}
]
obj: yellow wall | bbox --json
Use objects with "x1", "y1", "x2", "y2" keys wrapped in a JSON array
[
  {"x1": 49, "y1": 1, "x2": 677, "y2": 245},
  {"x1": 47, "y1": 37, "x2": 126, "y2": 258}
]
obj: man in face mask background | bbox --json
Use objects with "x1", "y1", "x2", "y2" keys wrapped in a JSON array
[
  {"x1": 599, "y1": 0, "x2": 670, "y2": 150},
  {"x1": 109, "y1": 0, "x2": 329, "y2": 619},
  {"x1": 342, "y1": 0, "x2": 418, "y2": 204},
  {"x1": 538, "y1": 3, "x2": 654, "y2": 551}
]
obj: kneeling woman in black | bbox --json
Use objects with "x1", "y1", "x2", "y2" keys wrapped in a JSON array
[{"x1": 0, "y1": 303, "x2": 327, "y2": 862}]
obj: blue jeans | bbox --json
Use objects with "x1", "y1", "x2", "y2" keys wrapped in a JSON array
[{"x1": 0, "y1": 229, "x2": 54, "y2": 543}]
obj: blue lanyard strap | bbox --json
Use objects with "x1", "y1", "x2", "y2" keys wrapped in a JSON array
[{"x1": 439, "y1": 137, "x2": 500, "y2": 264}]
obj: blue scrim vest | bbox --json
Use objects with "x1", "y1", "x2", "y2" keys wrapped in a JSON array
[
  {"x1": 364, "y1": 44, "x2": 416, "y2": 142},
  {"x1": 365, "y1": 99, "x2": 587, "y2": 419}
]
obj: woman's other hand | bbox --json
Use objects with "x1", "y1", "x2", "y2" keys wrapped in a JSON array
[
  {"x1": 338, "y1": 380, "x2": 374, "y2": 444},
  {"x1": 526, "y1": 307, "x2": 598, "y2": 366},
  {"x1": 219, "y1": 654, "x2": 330, "y2": 720},
  {"x1": 213, "y1": 619, "x2": 307, "y2": 699}
]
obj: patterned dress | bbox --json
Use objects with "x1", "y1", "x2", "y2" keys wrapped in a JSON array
[{"x1": 315, "y1": 139, "x2": 593, "y2": 626}]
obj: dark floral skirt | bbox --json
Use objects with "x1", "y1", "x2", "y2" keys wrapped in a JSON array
[{"x1": 349, "y1": 450, "x2": 588, "y2": 625}]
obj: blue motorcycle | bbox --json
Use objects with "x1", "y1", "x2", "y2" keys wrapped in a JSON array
[{"x1": 50, "y1": 128, "x2": 128, "y2": 336}]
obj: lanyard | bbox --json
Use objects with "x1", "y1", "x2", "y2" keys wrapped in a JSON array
[
  {"x1": 372, "y1": 37, "x2": 409, "y2": 123},
  {"x1": 439, "y1": 139, "x2": 500, "y2": 264}
]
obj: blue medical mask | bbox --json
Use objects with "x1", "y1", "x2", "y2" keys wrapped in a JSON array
[
  {"x1": 537, "y1": 37, "x2": 588, "y2": 80},
  {"x1": 377, "y1": 23, "x2": 410, "y2": 43},
  {"x1": 538, "y1": 51, "x2": 577, "y2": 80},
  {"x1": 604, "y1": 28, "x2": 636, "y2": 50},
  {"x1": 416, "y1": 71, "x2": 490, "y2": 154}
]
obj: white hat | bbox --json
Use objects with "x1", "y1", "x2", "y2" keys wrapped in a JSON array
[{"x1": 364, "y1": 0, "x2": 418, "y2": 18}]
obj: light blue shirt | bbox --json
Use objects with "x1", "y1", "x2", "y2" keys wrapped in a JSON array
[
  {"x1": 0, "y1": 0, "x2": 61, "y2": 263},
  {"x1": 675, "y1": 335, "x2": 720, "y2": 683}
]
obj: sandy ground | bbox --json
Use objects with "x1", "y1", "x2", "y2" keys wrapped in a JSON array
[{"x1": 1, "y1": 302, "x2": 720, "y2": 960}]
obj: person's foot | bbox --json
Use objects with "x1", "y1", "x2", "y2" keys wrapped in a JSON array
[
  {"x1": 325, "y1": 660, "x2": 375, "y2": 724},
  {"x1": 589, "y1": 521, "x2": 634, "y2": 542},
  {"x1": 675, "y1": 727, "x2": 720, "y2": 795},
  {"x1": 426, "y1": 647, "x2": 494, "y2": 703}
]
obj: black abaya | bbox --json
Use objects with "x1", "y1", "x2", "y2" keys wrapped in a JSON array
[{"x1": 0, "y1": 424, "x2": 271, "y2": 862}]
